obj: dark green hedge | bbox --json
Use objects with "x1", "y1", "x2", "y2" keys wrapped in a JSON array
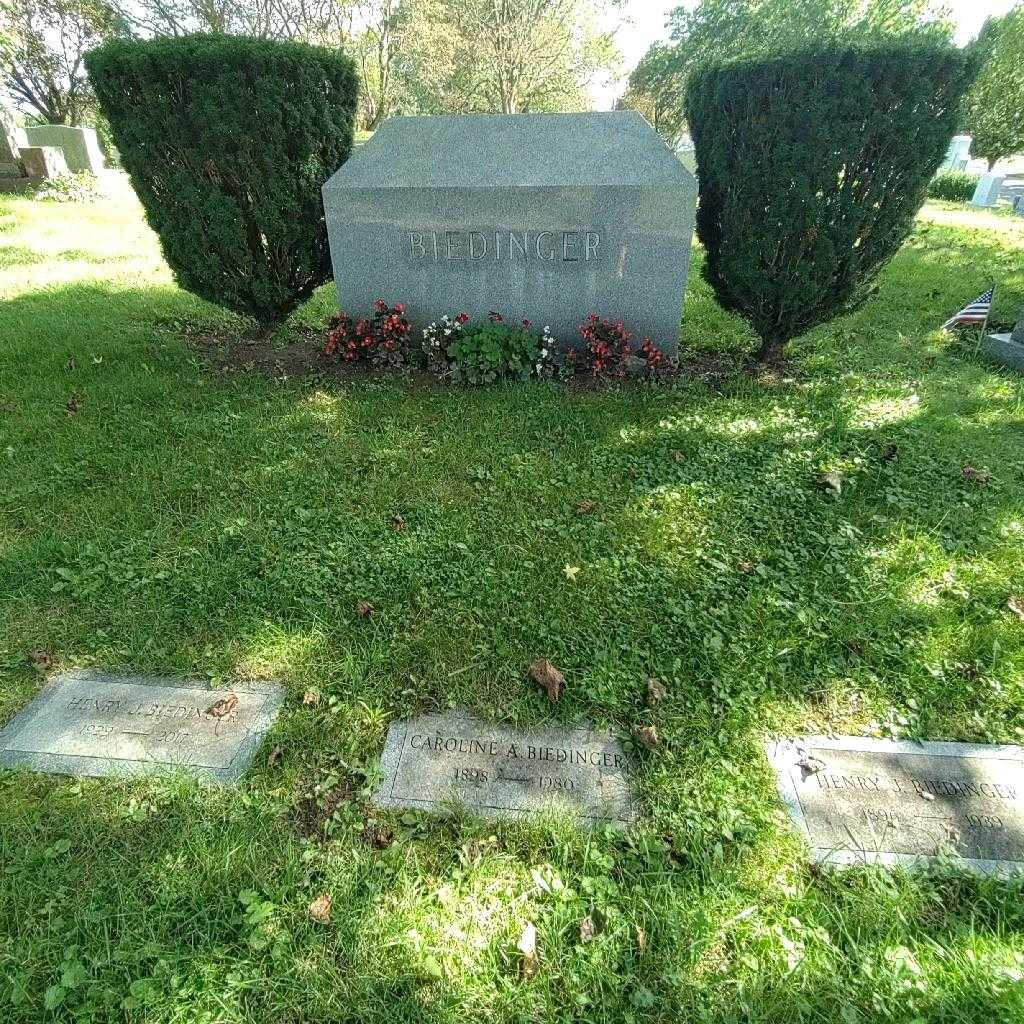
[
  {"x1": 928, "y1": 170, "x2": 981, "y2": 203},
  {"x1": 86, "y1": 34, "x2": 358, "y2": 325},
  {"x1": 685, "y1": 45, "x2": 979, "y2": 359}
]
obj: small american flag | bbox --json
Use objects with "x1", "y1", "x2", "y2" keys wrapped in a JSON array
[{"x1": 942, "y1": 287, "x2": 994, "y2": 331}]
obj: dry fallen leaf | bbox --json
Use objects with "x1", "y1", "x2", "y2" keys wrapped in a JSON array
[
  {"x1": 576, "y1": 499, "x2": 597, "y2": 515},
  {"x1": 635, "y1": 724, "x2": 659, "y2": 750},
  {"x1": 518, "y1": 922, "x2": 539, "y2": 979},
  {"x1": 647, "y1": 678, "x2": 667, "y2": 704},
  {"x1": 267, "y1": 746, "x2": 284, "y2": 768},
  {"x1": 65, "y1": 395, "x2": 84, "y2": 416},
  {"x1": 797, "y1": 755, "x2": 826, "y2": 778},
  {"x1": 529, "y1": 658, "x2": 564, "y2": 702},
  {"x1": 205, "y1": 693, "x2": 238, "y2": 718},
  {"x1": 362, "y1": 820, "x2": 395, "y2": 849},
  {"x1": 962, "y1": 465, "x2": 991, "y2": 486},
  {"x1": 308, "y1": 892, "x2": 332, "y2": 924},
  {"x1": 635, "y1": 925, "x2": 647, "y2": 954},
  {"x1": 882, "y1": 443, "x2": 899, "y2": 462},
  {"x1": 737, "y1": 559, "x2": 757, "y2": 574},
  {"x1": 29, "y1": 649, "x2": 54, "y2": 669},
  {"x1": 670, "y1": 449, "x2": 684, "y2": 463},
  {"x1": 390, "y1": 513, "x2": 405, "y2": 532},
  {"x1": 563, "y1": 564, "x2": 581, "y2": 582},
  {"x1": 356, "y1": 600, "x2": 375, "y2": 619},
  {"x1": 302, "y1": 689, "x2": 320, "y2": 706},
  {"x1": 1007, "y1": 596, "x2": 1024, "y2": 622},
  {"x1": 579, "y1": 915, "x2": 597, "y2": 943}
]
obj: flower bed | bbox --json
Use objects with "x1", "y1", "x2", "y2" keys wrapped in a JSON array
[{"x1": 324, "y1": 300, "x2": 675, "y2": 384}]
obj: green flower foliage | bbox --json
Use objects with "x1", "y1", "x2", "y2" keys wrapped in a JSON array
[
  {"x1": 447, "y1": 320, "x2": 545, "y2": 385},
  {"x1": 927, "y1": 170, "x2": 981, "y2": 204},
  {"x1": 685, "y1": 43, "x2": 979, "y2": 359},
  {"x1": 85, "y1": 34, "x2": 358, "y2": 325}
]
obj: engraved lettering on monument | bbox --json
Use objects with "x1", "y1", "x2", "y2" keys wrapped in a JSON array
[
  {"x1": 375, "y1": 711, "x2": 636, "y2": 823},
  {"x1": 322, "y1": 111, "x2": 697, "y2": 356},
  {"x1": 0, "y1": 671, "x2": 284, "y2": 783},
  {"x1": 768, "y1": 736, "x2": 1024, "y2": 875}
]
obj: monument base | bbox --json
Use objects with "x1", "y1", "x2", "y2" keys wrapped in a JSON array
[
  {"x1": 981, "y1": 332, "x2": 1024, "y2": 371},
  {"x1": 0, "y1": 176, "x2": 40, "y2": 194}
]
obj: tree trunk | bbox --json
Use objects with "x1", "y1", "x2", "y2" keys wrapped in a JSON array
[{"x1": 755, "y1": 335, "x2": 785, "y2": 364}]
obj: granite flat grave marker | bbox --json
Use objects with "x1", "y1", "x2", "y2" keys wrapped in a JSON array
[
  {"x1": 322, "y1": 111, "x2": 697, "y2": 357},
  {"x1": 767, "y1": 735, "x2": 1024, "y2": 875},
  {"x1": 375, "y1": 710, "x2": 637, "y2": 824},
  {"x1": 0, "y1": 670, "x2": 284, "y2": 783}
]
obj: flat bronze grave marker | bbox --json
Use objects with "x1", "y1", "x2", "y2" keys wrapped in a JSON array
[
  {"x1": 0, "y1": 670, "x2": 284, "y2": 783},
  {"x1": 375, "y1": 710, "x2": 637, "y2": 824},
  {"x1": 767, "y1": 736, "x2": 1024, "y2": 875}
]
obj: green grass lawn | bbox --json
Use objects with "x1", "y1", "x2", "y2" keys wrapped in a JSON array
[{"x1": 1, "y1": 178, "x2": 1024, "y2": 1022}]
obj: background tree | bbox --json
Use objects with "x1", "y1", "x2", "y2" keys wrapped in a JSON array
[
  {"x1": 403, "y1": 0, "x2": 618, "y2": 115},
  {"x1": 0, "y1": 0, "x2": 127, "y2": 125},
  {"x1": 625, "y1": 0, "x2": 954, "y2": 143},
  {"x1": 962, "y1": 6, "x2": 1024, "y2": 169}
]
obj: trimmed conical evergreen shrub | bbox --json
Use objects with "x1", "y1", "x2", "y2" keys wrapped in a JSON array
[
  {"x1": 87, "y1": 34, "x2": 359, "y2": 325},
  {"x1": 685, "y1": 44, "x2": 979, "y2": 361}
]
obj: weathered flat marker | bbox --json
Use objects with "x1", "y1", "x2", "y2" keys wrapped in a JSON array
[
  {"x1": 375, "y1": 711, "x2": 637, "y2": 824},
  {"x1": 767, "y1": 735, "x2": 1024, "y2": 875},
  {"x1": 0, "y1": 670, "x2": 284, "y2": 784}
]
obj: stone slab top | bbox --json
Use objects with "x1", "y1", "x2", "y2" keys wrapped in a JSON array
[
  {"x1": 374, "y1": 709, "x2": 638, "y2": 825},
  {"x1": 767, "y1": 734, "x2": 1024, "y2": 877},
  {"x1": 0, "y1": 670, "x2": 284, "y2": 784},
  {"x1": 324, "y1": 111, "x2": 694, "y2": 191}
]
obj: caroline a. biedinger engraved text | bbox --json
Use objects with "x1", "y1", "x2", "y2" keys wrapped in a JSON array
[{"x1": 408, "y1": 229, "x2": 603, "y2": 264}]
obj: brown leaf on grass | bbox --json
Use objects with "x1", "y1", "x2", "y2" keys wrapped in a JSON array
[
  {"x1": 576, "y1": 499, "x2": 597, "y2": 515},
  {"x1": 962, "y1": 465, "x2": 991, "y2": 486},
  {"x1": 205, "y1": 693, "x2": 238, "y2": 718},
  {"x1": 634, "y1": 925, "x2": 647, "y2": 954},
  {"x1": 529, "y1": 658, "x2": 564, "y2": 702},
  {"x1": 670, "y1": 449, "x2": 684, "y2": 463},
  {"x1": 267, "y1": 746, "x2": 284, "y2": 768},
  {"x1": 635, "y1": 724, "x2": 659, "y2": 749},
  {"x1": 390, "y1": 513, "x2": 405, "y2": 532},
  {"x1": 737, "y1": 559, "x2": 757, "y2": 574},
  {"x1": 579, "y1": 915, "x2": 597, "y2": 943},
  {"x1": 302, "y1": 689, "x2": 320, "y2": 707},
  {"x1": 29, "y1": 649, "x2": 54, "y2": 669},
  {"x1": 356, "y1": 600, "x2": 375, "y2": 619},
  {"x1": 1007, "y1": 596, "x2": 1024, "y2": 622},
  {"x1": 647, "y1": 678, "x2": 667, "y2": 704},
  {"x1": 308, "y1": 892, "x2": 332, "y2": 924},
  {"x1": 65, "y1": 395, "x2": 84, "y2": 416},
  {"x1": 518, "y1": 922, "x2": 539, "y2": 979},
  {"x1": 362, "y1": 820, "x2": 395, "y2": 849}
]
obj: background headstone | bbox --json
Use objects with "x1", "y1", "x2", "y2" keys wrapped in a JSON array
[
  {"x1": 18, "y1": 146, "x2": 68, "y2": 181},
  {"x1": 0, "y1": 670, "x2": 284, "y2": 784},
  {"x1": 940, "y1": 134, "x2": 972, "y2": 172},
  {"x1": 1013, "y1": 308, "x2": 1024, "y2": 345},
  {"x1": 768, "y1": 735, "x2": 1024, "y2": 875},
  {"x1": 24, "y1": 124, "x2": 104, "y2": 174},
  {"x1": 323, "y1": 111, "x2": 697, "y2": 356},
  {"x1": 0, "y1": 103, "x2": 24, "y2": 178},
  {"x1": 970, "y1": 173, "x2": 1005, "y2": 207},
  {"x1": 375, "y1": 710, "x2": 637, "y2": 824}
]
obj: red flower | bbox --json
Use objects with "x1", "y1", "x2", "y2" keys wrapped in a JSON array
[
  {"x1": 456, "y1": 312, "x2": 470, "y2": 325},
  {"x1": 394, "y1": 303, "x2": 405, "y2": 314},
  {"x1": 522, "y1": 319, "x2": 532, "y2": 328}
]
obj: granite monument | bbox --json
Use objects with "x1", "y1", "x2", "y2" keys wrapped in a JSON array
[
  {"x1": 375, "y1": 710, "x2": 637, "y2": 824},
  {"x1": 0, "y1": 670, "x2": 284, "y2": 783},
  {"x1": 322, "y1": 111, "x2": 697, "y2": 356},
  {"x1": 982, "y1": 306, "x2": 1024, "y2": 371},
  {"x1": 24, "y1": 124, "x2": 105, "y2": 175},
  {"x1": 768, "y1": 735, "x2": 1024, "y2": 875}
]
